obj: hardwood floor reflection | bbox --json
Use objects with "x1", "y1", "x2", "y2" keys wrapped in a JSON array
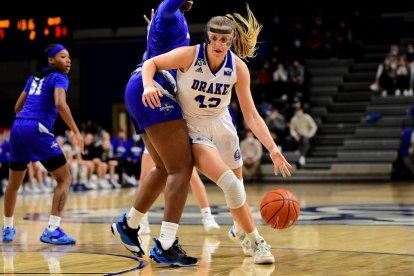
[{"x1": 0, "y1": 182, "x2": 413, "y2": 275}]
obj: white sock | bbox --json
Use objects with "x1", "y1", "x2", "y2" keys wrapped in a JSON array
[
  {"x1": 48, "y1": 215, "x2": 61, "y2": 231},
  {"x1": 200, "y1": 207, "x2": 212, "y2": 219},
  {"x1": 3, "y1": 216, "x2": 13, "y2": 228},
  {"x1": 127, "y1": 207, "x2": 145, "y2": 229},
  {"x1": 233, "y1": 221, "x2": 244, "y2": 235},
  {"x1": 141, "y1": 213, "x2": 149, "y2": 225},
  {"x1": 247, "y1": 228, "x2": 262, "y2": 243},
  {"x1": 159, "y1": 221, "x2": 178, "y2": 250}
]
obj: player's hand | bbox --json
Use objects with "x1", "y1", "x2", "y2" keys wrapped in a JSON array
[
  {"x1": 142, "y1": 86, "x2": 163, "y2": 109},
  {"x1": 270, "y1": 148, "x2": 292, "y2": 178},
  {"x1": 143, "y1": 8, "x2": 154, "y2": 25}
]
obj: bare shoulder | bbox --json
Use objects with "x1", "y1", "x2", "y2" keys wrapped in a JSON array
[
  {"x1": 173, "y1": 46, "x2": 197, "y2": 71},
  {"x1": 235, "y1": 55, "x2": 249, "y2": 75}
]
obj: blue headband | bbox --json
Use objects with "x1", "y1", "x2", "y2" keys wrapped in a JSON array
[{"x1": 47, "y1": 44, "x2": 66, "y2": 58}]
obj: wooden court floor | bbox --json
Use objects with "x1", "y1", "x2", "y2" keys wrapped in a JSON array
[{"x1": 0, "y1": 181, "x2": 414, "y2": 275}]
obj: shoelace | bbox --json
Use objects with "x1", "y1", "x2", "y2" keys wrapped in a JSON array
[
  {"x1": 172, "y1": 240, "x2": 187, "y2": 256},
  {"x1": 256, "y1": 242, "x2": 271, "y2": 254},
  {"x1": 54, "y1": 227, "x2": 64, "y2": 236}
]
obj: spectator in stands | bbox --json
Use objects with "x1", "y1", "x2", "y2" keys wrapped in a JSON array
[
  {"x1": 395, "y1": 55, "x2": 412, "y2": 96},
  {"x1": 125, "y1": 134, "x2": 144, "y2": 184},
  {"x1": 254, "y1": 60, "x2": 273, "y2": 103},
  {"x1": 101, "y1": 132, "x2": 121, "y2": 188},
  {"x1": 289, "y1": 106, "x2": 318, "y2": 166},
  {"x1": 240, "y1": 130, "x2": 263, "y2": 181},
  {"x1": 270, "y1": 62, "x2": 289, "y2": 102},
  {"x1": 405, "y1": 43, "x2": 414, "y2": 94},
  {"x1": 335, "y1": 19, "x2": 354, "y2": 58},
  {"x1": 111, "y1": 129, "x2": 136, "y2": 187},
  {"x1": 288, "y1": 60, "x2": 306, "y2": 101},
  {"x1": 265, "y1": 106, "x2": 287, "y2": 147},
  {"x1": 306, "y1": 28, "x2": 323, "y2": 58},
  {"x1": 66, "y1": 130, "x2": 90, "y2": 191},
  {"x1": 370, "y1": 45, "x2": 399, "y2": 96},
  {"x1": 82, "y1": 133, "x2": 111, "y2": 189},
  {"x1": 288, "y1": 38, "x2": 306, "y2": 63}
]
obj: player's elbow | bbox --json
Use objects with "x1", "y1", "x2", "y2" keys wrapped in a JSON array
[{"x1": 55, "y1": 101, "x2": 66, "y2": 110}]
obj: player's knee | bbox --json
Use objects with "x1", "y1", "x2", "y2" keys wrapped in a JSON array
[{"x1": 216, "y1": 170, "x2": 246, "y2": 209}]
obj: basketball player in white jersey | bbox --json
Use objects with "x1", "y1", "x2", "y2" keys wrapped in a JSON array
[{"x1": 141, "y1": 5, "x2": 292, "y2": 264}]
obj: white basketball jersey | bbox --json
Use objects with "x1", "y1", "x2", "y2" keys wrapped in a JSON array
[{"x1": 177, "y1": 43, "x2": 237, "y2": 124}]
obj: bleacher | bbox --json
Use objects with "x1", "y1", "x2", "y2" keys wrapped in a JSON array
[{"x1": 260, "y1": 14, "x2": 414, "y2": 182}]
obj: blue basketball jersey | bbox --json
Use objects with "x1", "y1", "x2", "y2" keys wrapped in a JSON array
[
  {"x1": 17, "y1": 67, "x2": 69, "y2": 131},
  {"x1": 146, "y1": 0, "x2": 190, "y2": 79},
  {"x1": 125, "y1": 0, "x2": 190, "y2": 133}
]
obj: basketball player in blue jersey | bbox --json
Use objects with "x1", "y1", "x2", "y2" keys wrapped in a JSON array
[
  {"x1": 110, "y1": 0, "x2": 198, "y2": 267},
  {"x1": 2, "y1": 44, "x2": 84, "y2": 245},
  {"x1": 127, "y1": 7, "x2": 220, "y2": 236},
  {"x1": 141, "y1": 6, "x2": 293, "y2": 264}
]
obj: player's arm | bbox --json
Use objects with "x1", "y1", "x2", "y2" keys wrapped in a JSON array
[
  {"x1": 55, "y1": 88, "x2": 84, "y2": 154},
  {"x1": 14, "y1": 91, "x2": 27, "y2": 114},
  {"x1": 141, "y1": 46, "x2": 195, "y2": 108},
  {"x1": 234, "y1": 58, "x2": 292, "y2": 177},
  {"x1": 159, "y1": 0, "x2": 186, "y2": 19}
]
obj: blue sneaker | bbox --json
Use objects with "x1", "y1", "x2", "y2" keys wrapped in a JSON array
[
  {"x1": 40, "y1": 227, "x2": 76, "y2": 245},
  {"x1": 2, "y1": 227, "x2": 16, "y2": 242},
  {"x1": 149, "y1": 237, "x2": 198, "y2": 267},
  {"x1": 111, "y1": 213, "x2": 144, "y2": 257}
]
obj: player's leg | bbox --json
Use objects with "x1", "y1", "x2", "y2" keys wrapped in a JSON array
[
  {"x1": 189, "y1": 168, "x2": 220, "y2": 232},
  {"x1": 2, "y1": 168, "x2": 26, "y2": 242},
  {"x1": 3, "y1": 120, "x2": 28, "y2": 242},
  {"x1": 193, "y1": 145, "x2": 274, "y2": 264},
  {"x1": 137, "y1": 151, "x2": 154, "y2": 235},
  {"x1": 40, "y1": 154, "x2": 76, "y2": 245}
]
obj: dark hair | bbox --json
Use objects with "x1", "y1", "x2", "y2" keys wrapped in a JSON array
[{"x1": 33, "y1": 44, "x2": 59, "y2": 78}]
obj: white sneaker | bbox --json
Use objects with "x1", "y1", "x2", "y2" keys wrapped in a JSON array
[
  {"x1": 395, "y1": 89, "x2": 401, "y2": 96},
  {"x1": 98, "y1": 179, "x2": 112, "y2": 190},
  {"x1": 202, "y1": 215, "x2": 220, "y2": 232},
  {"x1": 138, "y1": 218, "x2": 151, "y2": 235},
  {"x1": 370, "y1": 82, "x2": 379, "y2": 91},
  {"x1": 228, "y1": 225, "x2": 253, "y2": 256},
  {"x1": 253, "y1": 239, "x2": 275, "y2": 264},
  {"x1": 299, "y1": 156, "x2": 306, "y2": 166}
]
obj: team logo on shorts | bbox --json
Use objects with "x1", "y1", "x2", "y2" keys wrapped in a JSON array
[
  {"x1": 50, "y1": 141, "x2": 59, "y2": 151},
  {"x1": 234, "y1": 149, "x2": 241, "y2": 161},
  {"x1": 159, "y1": 102, "x2": 175, "y2": 116}
]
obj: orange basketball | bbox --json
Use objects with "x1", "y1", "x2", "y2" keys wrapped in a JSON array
[{"x1": 260, "y1": 188, "x2": 300, "y2": 229}]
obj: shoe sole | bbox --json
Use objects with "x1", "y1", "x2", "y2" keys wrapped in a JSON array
[
  {"x1": 40, "y1": 236, "x2": 76, "y2": 245},
  {"x1": 110, "y1": 223, "x2": 143, "y2": 257},
  {"x1": 254, "y1": 256, "x2": 275, "y2": 264},
  {"x1": 2, "y1": 238, "x2": 14, "y2": 243},
  {"x1": 149, "y1": 249, "x2": 198, "y2": 267}
]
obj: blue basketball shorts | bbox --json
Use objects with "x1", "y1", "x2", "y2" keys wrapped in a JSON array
[
  {"x1": 124, "y1": 69, "x2": 183, "y2": 134},
  {"x1": 9, "y1": 118, "x2": 64, "y2": 165}
]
